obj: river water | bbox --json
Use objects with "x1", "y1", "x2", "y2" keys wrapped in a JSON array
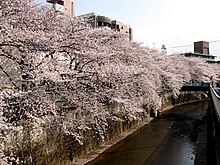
[{"x1": 85, "y1": 101, "x2": 209, "y2": 165}]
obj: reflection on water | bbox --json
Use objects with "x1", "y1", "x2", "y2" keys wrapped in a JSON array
[
  {"x1": 86, "y1": 101, "x2": 209, "y2": 165},
  {"x1": 146, "y1": 135, "x2": 195, "y2": 165}
]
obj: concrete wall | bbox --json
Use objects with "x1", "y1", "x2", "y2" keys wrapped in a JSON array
[
  {"x1": 12, "y1": 91, "x2": 209, "y2": 165},
  {"x1": 64, "y1": 0, "x2": 74, "y2": 16},
  {"x1": 0, "y1": 56, "x2": 20, "y2": 90}
]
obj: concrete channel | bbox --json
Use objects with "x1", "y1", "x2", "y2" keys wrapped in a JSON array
[{"x1": 85, "y1": 101, "x2": 209, "y2": 165}]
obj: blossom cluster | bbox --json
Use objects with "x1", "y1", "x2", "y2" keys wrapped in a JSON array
[{"x1": 0, "y1": 0, "x2": 219, "y2": 163}]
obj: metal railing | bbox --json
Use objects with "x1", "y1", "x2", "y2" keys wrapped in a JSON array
[
  {"x1": 181, "y1": 82, "x2": 210, "y2": 91},
  {"x1": 182, "y1": 81, "x2": 210, "y2": 87},
  {"x1": 208, "y1": 87, "x2": 220, "y2": 165},
  {"x1": 210, "y1": 87, "x2": 220, "y2": 116}
]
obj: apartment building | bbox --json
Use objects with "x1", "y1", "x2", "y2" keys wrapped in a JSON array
[
  {"x1": 46, "y1": 0, "x2": 75, "y2": 16},
  {"x1": 45, "y1": 2, "x2": 133, "y2": 41},
  {"x1": 78, "y1": 12, "x2": 133, "y2": 41}
]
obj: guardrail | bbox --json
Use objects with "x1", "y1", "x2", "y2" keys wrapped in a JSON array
[
  {"x1": 181, "y1": 82, "x2": 210, "y2": 91},
  {"x1": 208, "y1": 87, "x2": 220, "y2": 165},
  {"x1": 210, "y1": 88, "x2": 220, "y2": 115},
  {"x1": 182, "y1": 82, "x2": 210, "y2": 87}
]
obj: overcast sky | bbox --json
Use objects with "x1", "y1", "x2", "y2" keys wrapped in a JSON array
[{"x1": 37, "y1": 0, "x2": 220, "y2": 56}]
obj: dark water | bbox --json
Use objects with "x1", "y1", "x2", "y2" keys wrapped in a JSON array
[{"x1": 86, "y1": 101, "x2": 209, "y2": 165}]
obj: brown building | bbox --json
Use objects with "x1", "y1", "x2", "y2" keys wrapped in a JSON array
[
  {"x1": 194, "y1": 41, "x2": 209, "y2": 55},
  {"x1": 46, "y1": 0, "x2": 75, "y2": 16},
  {"x1": 78, "y1": 12, "x2": 133, "y2": 41}
]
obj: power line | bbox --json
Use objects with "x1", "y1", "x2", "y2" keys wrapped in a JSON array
[
  {"x1": 167, "y1": 39, "x2": 220, "y2": 49},
  {"x1": 210, "y1": 40, "x2": 220, "y2": 43},
  {"x1": 211, "y1": 50, "x2": 220, "y2": 52},
  {"x1": 168, "y1": 44, "x2": 193, "y2": 49}
]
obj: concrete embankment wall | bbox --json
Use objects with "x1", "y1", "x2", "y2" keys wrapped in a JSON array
[
  {"x1": 16, "y1": 91, "x2": 209, "y2": 165},
  {"x1": 161, "y1": 91, "x2": 209, "y2": 110}
]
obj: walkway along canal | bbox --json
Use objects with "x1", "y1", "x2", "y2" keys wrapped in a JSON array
[{"x1": 85, "y1": 101, "x2": 209, "y2": 165}]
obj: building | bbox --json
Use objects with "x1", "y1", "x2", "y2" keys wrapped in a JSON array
[
  {"x1": 194, "y1": 41, "x2": 209, "y2": 55},
  {"x1": 181, "y1": 41, "x2": 217, "y2": 63},
  {"x1": 78, "y1": 12, "x2": 133, "y2": 41},
  {"x1": 46, "y1": 0, "x2": 75, "y2": 16}
]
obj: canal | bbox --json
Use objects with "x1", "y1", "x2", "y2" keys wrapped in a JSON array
[{"x1": 85, "y1": 101, "x2": 209, "y2": 165}]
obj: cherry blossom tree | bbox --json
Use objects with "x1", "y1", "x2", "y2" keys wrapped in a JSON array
[{"x1": 0, "y1": 0, "x2": 220, "y2": 164}]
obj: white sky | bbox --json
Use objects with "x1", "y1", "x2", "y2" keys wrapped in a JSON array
[{"x1": 37, "y1": 0, "x2": 220, "y2": 56}]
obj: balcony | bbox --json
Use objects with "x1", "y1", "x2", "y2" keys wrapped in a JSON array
[{"x1": 46, "y1": 0, "x2": 64, "y2": 5}]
